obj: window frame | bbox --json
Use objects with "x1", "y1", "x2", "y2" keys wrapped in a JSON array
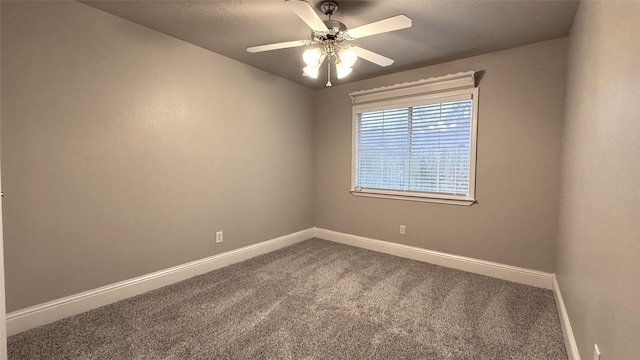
[{"x1": 349, "y1": 75, "x2": 479, "y2": 206}]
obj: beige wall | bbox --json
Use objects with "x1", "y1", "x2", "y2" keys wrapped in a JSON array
[
  {"x1": 0, "y1": 1, "x2": 315, "y2": 312},
  {"x1": 315, "y1": 39, "x2": 567, "y2": 272},
  {"x1": 0, "y1": 2, "x2": 8, "y2": 355},
  {"x1": 557, "y1": 1, "x2": 640, "y2": 359}
]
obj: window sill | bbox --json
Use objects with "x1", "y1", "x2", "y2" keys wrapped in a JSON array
[{"x1": 350, "y1": 191, "x2": 476, "y2": 206}]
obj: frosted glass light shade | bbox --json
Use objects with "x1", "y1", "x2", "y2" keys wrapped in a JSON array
[
  {"x1": 303, "y1": 48, "x2": 322, "y2": 66},
  {"x1": 336, "y1": 62, "x2": 352, "y2": 79},
  {"x1": 339, "y1": 48, "x2": 358, "y2": 68},
  {"x1": 302, "y1": 54, "x2": 325, "y2": 79},
  {"x1": 303, "y1": 65, "x2": 320, "y2": 79}
]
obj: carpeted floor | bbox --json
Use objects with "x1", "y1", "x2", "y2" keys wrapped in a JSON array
[{"x1": 8, "y1": 238, "x2": 567, "y2": 359}]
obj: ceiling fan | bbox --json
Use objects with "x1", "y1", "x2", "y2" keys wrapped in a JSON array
[{"x1": 247, "y1": 0, "x2": 412, "y2": 86}]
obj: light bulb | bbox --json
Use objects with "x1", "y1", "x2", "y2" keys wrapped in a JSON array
[
  {"x1": 336, "y1": 62, "x2": 352, "y2": 79},
  {"x1": 339, "y1": 48, "x2": 358, "y2": 68},
  {"x1": 303, "y1": 48, "x2": 322, "y2": 66}
]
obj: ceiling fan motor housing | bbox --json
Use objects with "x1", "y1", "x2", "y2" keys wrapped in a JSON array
[
  {"x1": 324, "y1": 20, "x2": 346, "y2": 32},
  {"x1": 313, "y1": 19, "x2": 347, "y2": 43}
]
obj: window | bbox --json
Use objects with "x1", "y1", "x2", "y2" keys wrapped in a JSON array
[{"x1": 350, "y1": 72, "x2": 478, "y2": 205}]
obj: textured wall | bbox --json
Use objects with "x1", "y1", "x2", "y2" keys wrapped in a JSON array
[
  {"x1": 314, "y1": 39, "x2": 567, "y2": 273},
  {"x1": 557, "y1": 1, "x2": 640, "y2": 359},
  {"x1": 1, "y1": 1, "x2": 314, "y2": 312}
]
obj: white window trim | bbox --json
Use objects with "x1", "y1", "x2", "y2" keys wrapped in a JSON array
[{"x1": 349, "y1": 71, "x2": 479, "y2": 206}]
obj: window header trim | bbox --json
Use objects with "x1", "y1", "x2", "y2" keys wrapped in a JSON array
[{"x1": 349, "y1": 71, "x2": 476, "y2": 105}]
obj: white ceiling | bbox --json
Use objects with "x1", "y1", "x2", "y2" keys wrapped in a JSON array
[{"x1": 82, "y1": 0, "x2": 579, "y2": 89}]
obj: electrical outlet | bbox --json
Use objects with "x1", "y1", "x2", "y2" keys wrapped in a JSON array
[
  {"x1": 593, "y1": 344, "x2": 601, "y2": 360},
  {"x1": 400, "y1": 225, "x2": 406, "y2": 235},
  {"x1": 216, "y1": 231, "x2": 223, "y2": 243}
]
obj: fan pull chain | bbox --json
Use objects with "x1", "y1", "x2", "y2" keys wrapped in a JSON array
[{"x1": 326, "y1": 59, "x2": 332, "y2": 87}]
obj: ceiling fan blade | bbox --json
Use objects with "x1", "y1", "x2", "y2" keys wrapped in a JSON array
[
  {"x1": 247, "y1": 40, "x2": 309, "y2": 53},
  {"x1": 351, "y1": 46, "x2": 394, "y2": 67},
  {"x1": 285, "y1": 0, "x2": 328, "y2": 32},
  {"x1": 347, "y1": 15, "x2": 412, "y2": 39}
]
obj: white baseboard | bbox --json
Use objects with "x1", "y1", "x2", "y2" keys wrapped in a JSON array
[
  {"x1": 6, "y1": 228, "x2": 314, "y2": 336},
  {"x1": 553, "y1": 275, "x2": 580, "y2": 360},
  {"x1": 315, "y1": 228, "x2": 554, "y2": 289}
]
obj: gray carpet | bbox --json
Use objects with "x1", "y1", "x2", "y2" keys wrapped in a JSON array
[{"x1": 8, "y1": 238, "x2": 567, "y2": 359}]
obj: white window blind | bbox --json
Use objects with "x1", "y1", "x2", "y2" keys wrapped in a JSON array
[{"x1": 350, "y1": 72, "x2": 478, "y2": 205}]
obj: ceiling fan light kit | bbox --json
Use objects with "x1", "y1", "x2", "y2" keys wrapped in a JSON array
[{"x1": 247, "y1": 0, "x2": 412, "y2": 87}]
